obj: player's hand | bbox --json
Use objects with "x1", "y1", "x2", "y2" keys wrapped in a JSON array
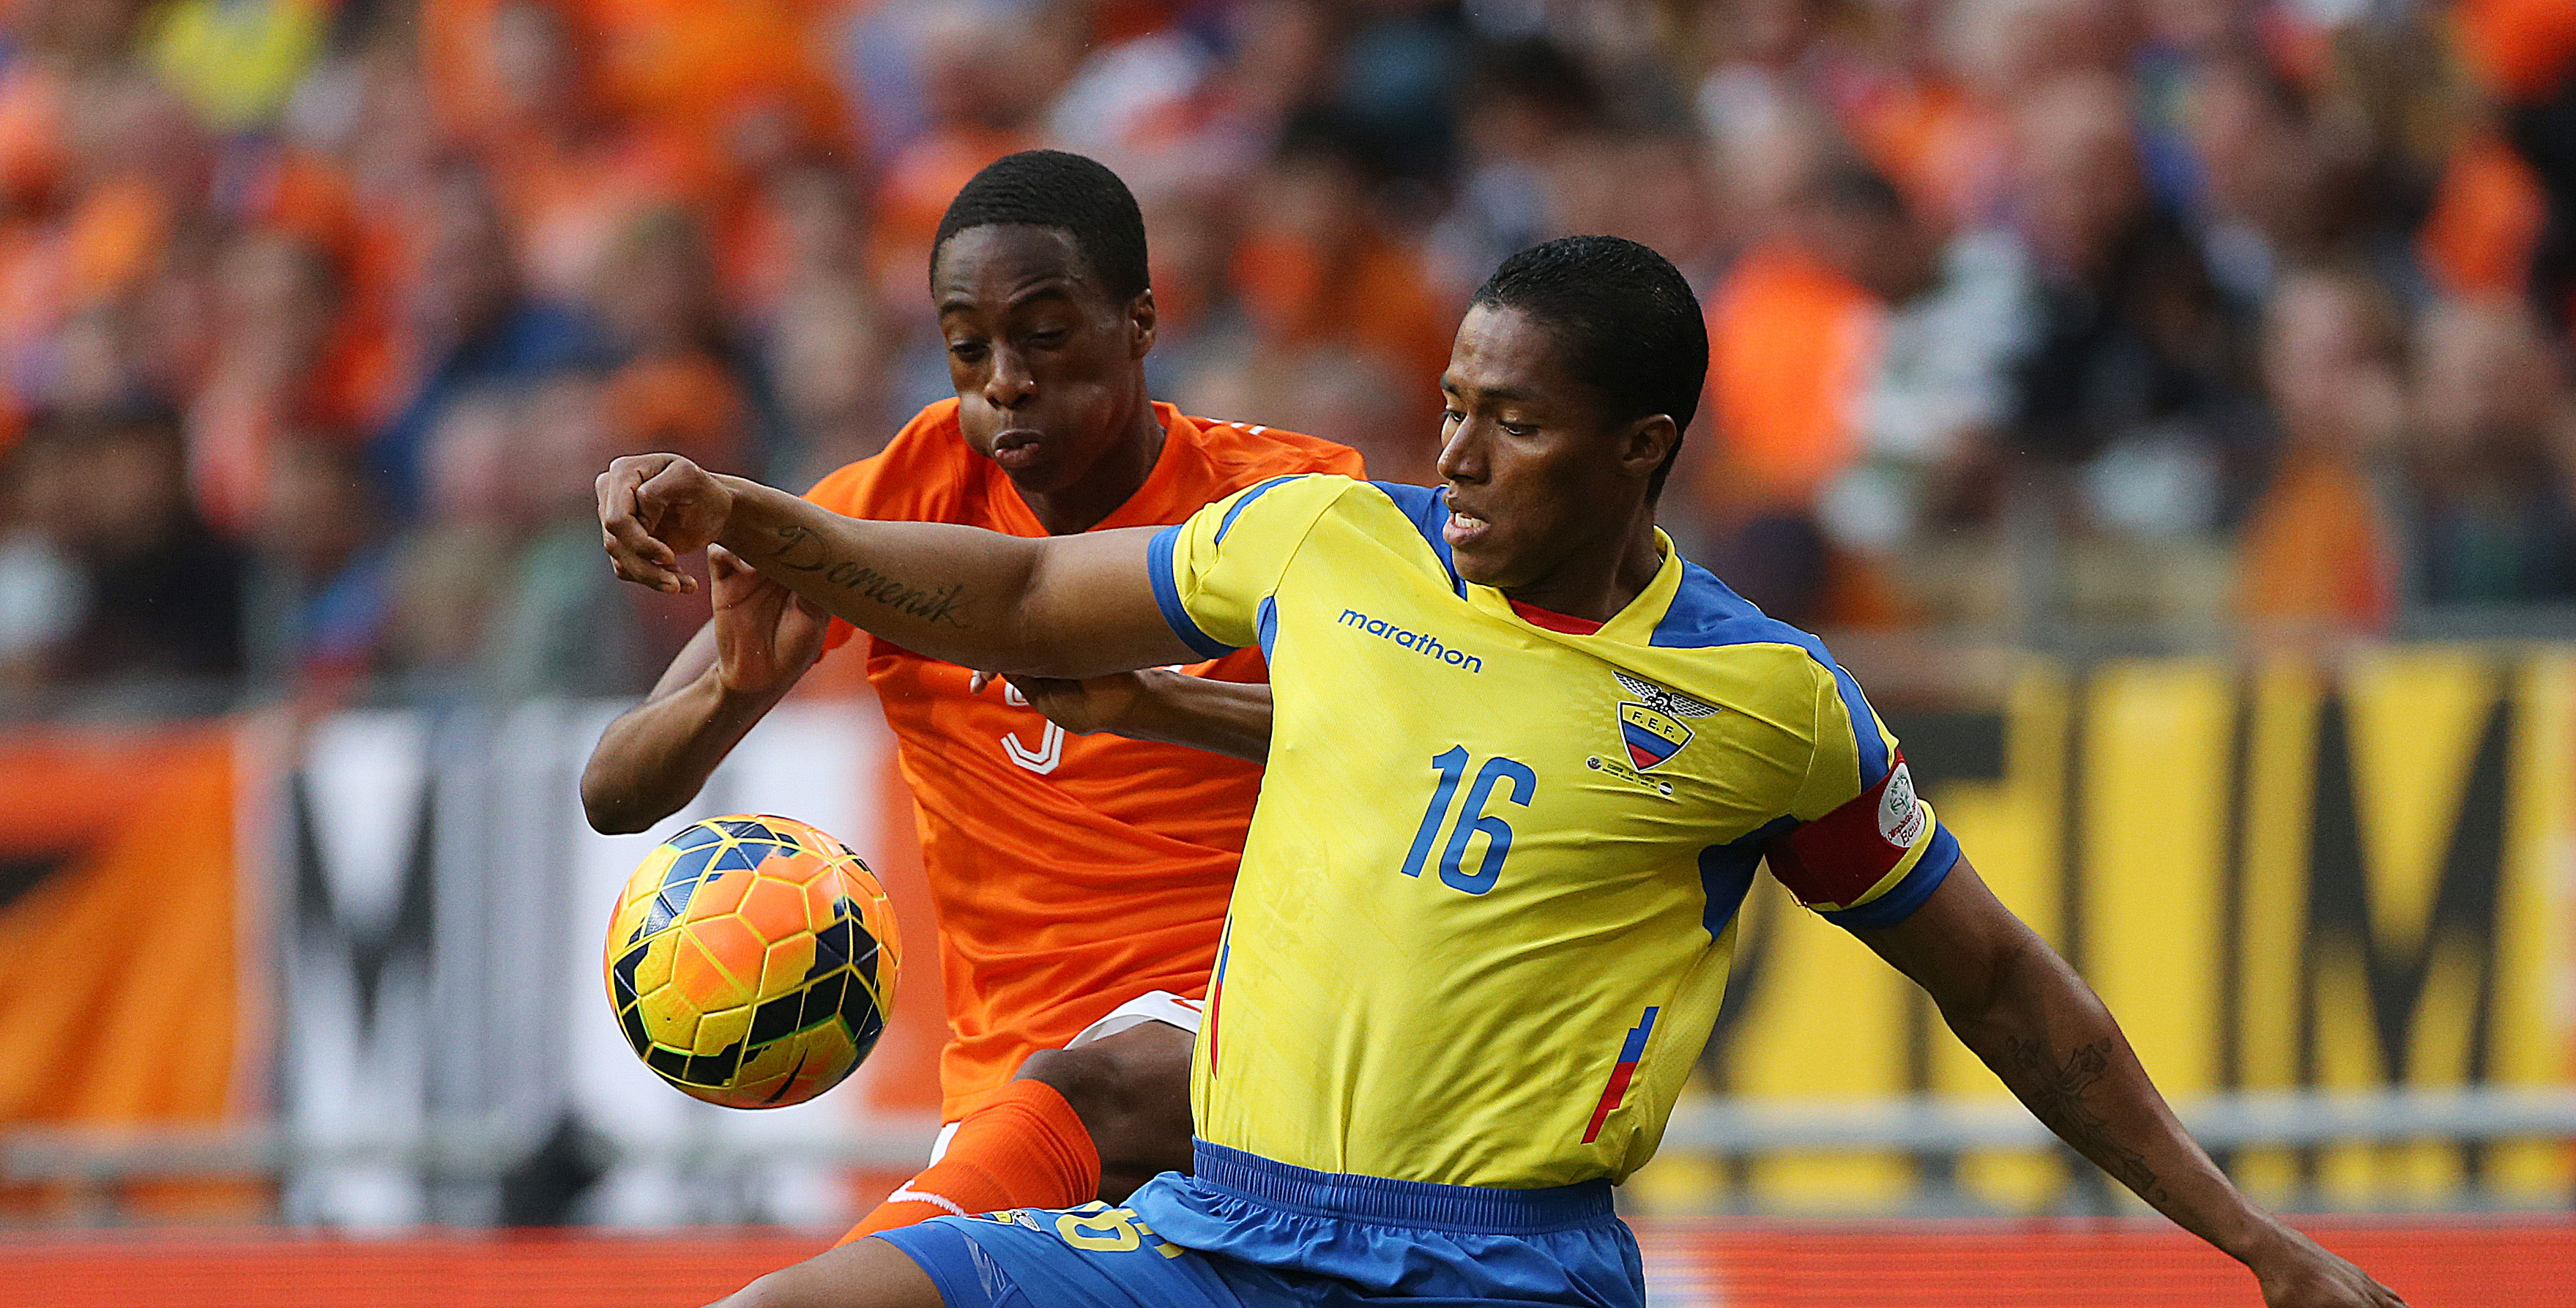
[
  {"x1": 599, "y1": 453, "x2": 734, "y2": 594},
  {"x1": 2249, "y1": 1230, "x2": 2408, "y2": 1308},
  {"x1": 710, "y1": 544, "x2": 829, "y2": 696},
  {"x1": 968, "y1": 668, "x2": 1156, "y2": 736}
]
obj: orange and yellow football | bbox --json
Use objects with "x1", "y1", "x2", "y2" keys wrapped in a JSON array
[{"x1": 603, "y1": 814, "x2": 898, "y2": 1108}]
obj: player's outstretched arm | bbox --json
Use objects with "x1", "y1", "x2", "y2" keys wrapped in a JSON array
[
  {"x1": 598, "y1": 453, "x2": 1200, "y2": 680},
  {"x1": 971, "y1": 669, "x2": 1274, "y2": 762},
  {"x1": 581, "y1": 546, "x2": 831, "y2": 833},
  {"x1": 1853, "y1": 858, "x2": 2408, "y2": 1308}
]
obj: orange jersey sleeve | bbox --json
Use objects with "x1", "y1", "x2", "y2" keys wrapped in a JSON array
[{"x1": 803, "y1": 400, "x2": 1361, "y2": 1118}]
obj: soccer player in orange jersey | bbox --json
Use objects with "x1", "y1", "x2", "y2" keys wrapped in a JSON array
[{"x1": 580, "y1": 151, "x2": 1360, "y2": 1238}]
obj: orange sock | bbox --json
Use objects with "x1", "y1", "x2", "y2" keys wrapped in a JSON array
[{"x1": 835, "y1": 1079, "x2": 1101, "y2": 1244}]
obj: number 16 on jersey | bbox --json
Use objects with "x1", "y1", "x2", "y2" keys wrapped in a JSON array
[{"x1": 1399, "y1": 747, "x2": 1535, "y2": 896}]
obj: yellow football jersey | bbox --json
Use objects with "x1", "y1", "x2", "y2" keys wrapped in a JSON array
[{"x1": 1146, "y1": 475, "x2": 1959, "y2": 1190}]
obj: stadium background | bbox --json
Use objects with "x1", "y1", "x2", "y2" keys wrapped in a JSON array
[{"x1": 1, "y1": 0, "x2": 2573, "y2": 1303}]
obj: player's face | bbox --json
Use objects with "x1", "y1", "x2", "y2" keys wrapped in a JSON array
[
  {"x1": 1436, "y1": 302, "x2": 1666, "y2": 591},
  {"x1": 933, "y1": 224, "x2": 1157, "y2": 496}
]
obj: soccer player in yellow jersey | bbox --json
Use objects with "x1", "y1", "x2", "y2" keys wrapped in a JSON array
[{"x1": 600, "y1": 237, "x2": 2405, "y2": 1308}]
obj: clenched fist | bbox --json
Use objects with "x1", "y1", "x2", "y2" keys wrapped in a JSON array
[{"x1": 598, "y1": 453, "x2": 736, "y2": 594}]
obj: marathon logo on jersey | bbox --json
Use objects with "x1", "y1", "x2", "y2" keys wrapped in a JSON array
[
  {"x1": 1613, "y1": 671, "x2": 1718, "y2": 770},
  {"x1": 1336, "y1": 609, "x2": 1483, "y2": 672}
]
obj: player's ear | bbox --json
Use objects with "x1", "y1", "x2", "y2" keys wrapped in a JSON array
[
  {"x1": 1126, "y1": 288, "x2": 1157, "y2": 359},
  {"x1": 1618, "y1": 413, "x2": 1678, "y2": 483}
]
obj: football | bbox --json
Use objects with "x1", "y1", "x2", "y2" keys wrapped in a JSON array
[{"x1": 603, "y1": 814, "x2": 899, "y2": 1108}]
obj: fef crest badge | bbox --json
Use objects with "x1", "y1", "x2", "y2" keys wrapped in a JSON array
[{"x1": 1613, "y1": 671, "x2": 1719, "y2": 770}]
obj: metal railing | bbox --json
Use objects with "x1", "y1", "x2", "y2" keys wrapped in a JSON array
[
  {"x1": 1658, "y1": 1087, "x2": 2576, "y2": 1153},
  {"x1": 7, "y1": 1090, "x2": 2571, "y2": 1225}
]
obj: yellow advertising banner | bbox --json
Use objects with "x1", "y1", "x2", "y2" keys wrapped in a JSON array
[{"x1": 1675, "y1": 649, "x2": 2576, "y2": 1213}]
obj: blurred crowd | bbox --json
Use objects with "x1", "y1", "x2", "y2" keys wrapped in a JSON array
[{"x1": 0, "y1": 0, "x2": 2571, "y2": 713}]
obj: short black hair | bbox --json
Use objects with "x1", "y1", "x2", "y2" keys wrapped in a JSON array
[
  {"x1": 1470, "y1": 235, "x2": 1706, "y2": 497},
  {"x1": 931, "y1": 150, "x2": 1150, "y2": 303}
]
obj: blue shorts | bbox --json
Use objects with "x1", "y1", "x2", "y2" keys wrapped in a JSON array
[{"x1": 871, "y1": 1141, "x2": 1643, "y2": 1308}]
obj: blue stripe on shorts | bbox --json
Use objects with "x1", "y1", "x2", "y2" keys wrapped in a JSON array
[
  {"x1": 872, "y1": 1202, "x2": 1250, "y2": 1308},
  {"x1": 874, "y1": 1145, "x2": 1644, "y2": 1308},
  {"x1": 1133, "y1": 1142, "x2": 1644, "y2": 1307}
]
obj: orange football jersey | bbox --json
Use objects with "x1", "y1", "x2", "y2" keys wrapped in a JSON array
[{"x1": 804, "y1": 398, "x2": 1363, "y2": 1120}]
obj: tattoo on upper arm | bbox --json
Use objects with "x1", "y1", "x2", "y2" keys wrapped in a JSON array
[
  {"x1": 769, "y1": 524, "x2": 969, "y2": 627},
  {"x1": 2000, "y1": 1036, "x2": 2170, "y2": 1205}
]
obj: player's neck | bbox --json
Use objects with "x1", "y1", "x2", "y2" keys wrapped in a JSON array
[
  {"x1": 1499, "y1": 519, "x2": 1665, "y2": 624},
  {"x1": 1016, "y1": 393, "x2": 1168, "y2": 535}
]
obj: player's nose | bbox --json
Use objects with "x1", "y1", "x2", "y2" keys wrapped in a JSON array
[
  {"x1": 983, "y1": 346, "x2": 1038, "y2": 409},
  {"x1": 1436, "y1": 420, "x2": 1487, "y2": 483}
]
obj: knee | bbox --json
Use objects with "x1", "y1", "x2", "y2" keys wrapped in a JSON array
[
  {"x1": 1016, "y1": 1044, "x2": 1125, "y2": 1134},
  {"x1": 707, "y1": 1239, "x2": 940, "y2": 1308},
  {"x1": 707, "y1": 1271, "x2": 794, "y2": 1308},
  {"x1": 712, "y1": 1269, "x2": 850, "y2": 1308},
  {"x1": 1016, "y1": 1028, "x2": 1194, "y2": 1177}
]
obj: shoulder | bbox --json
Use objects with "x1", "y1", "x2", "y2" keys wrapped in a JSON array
[
  {"x1": 881, "y1": 398, "x2": 969, "y2": 463},
  {"x1": 1176, "y1": 475, "x2": 1397, "y2": 569},
  {"x1": 1202, "y1": 472, "x2": 1375, "y2": 531},
  {"x1": 1649, "y1": 560, "x2": 1809, "y2": 648},
  {"x1": 1226, "y1": 477, "x2": 1464, "y2": 590},
  {"x1": 1177, "y1": 412, "x2": 1368, "y2": 484},
  {"x1": 803, "y1": 399, "x2": 973, "y2": 516},
  {"x1": 1647, "y1": 558, "x2": 1848, "y2": 694},
  {"x1": 1647, "y1": 560, "x2": 1896, "y2": 781}
]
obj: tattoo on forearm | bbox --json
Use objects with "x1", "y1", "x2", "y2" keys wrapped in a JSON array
[
  {"x1": 770, "y1": 525, "x2": 969, "y2": 627},
  {"x1": 2000, "y1": 1036, "x2": 2170, "y2": 1205}
]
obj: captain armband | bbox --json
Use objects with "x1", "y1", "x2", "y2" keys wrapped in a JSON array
[{"x1": 1764, "y1": 753, "x2": 1940, "y2": 915}]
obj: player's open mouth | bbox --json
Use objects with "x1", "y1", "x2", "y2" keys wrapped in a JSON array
[{"x1": 1443, "y1": 508, "x2": 1489, "y2": 547}]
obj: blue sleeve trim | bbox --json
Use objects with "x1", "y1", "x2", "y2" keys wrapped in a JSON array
[
  {"x1": 1215, "y1": 475, "x2": 1302, "y2": 544},
  {"x1": 870, "y1": 1218, "x2": 1000, "y2": 1308},
  {"x1": 1368, "y1": 481, "x2": 1466, "y2": 595},
  {"x1": 1147, "y1": 523, "x2": 1240, "y2": 661},
  {"x1": 1255, "y1": 596, "x2": 1278, "y2": 661},
  {"x1": 1831, "y1": 664, "x2": 1891, "y2": 787},
  {"x1": 1820, "y1": 823, "x2": 1960, "y2": 931}
]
